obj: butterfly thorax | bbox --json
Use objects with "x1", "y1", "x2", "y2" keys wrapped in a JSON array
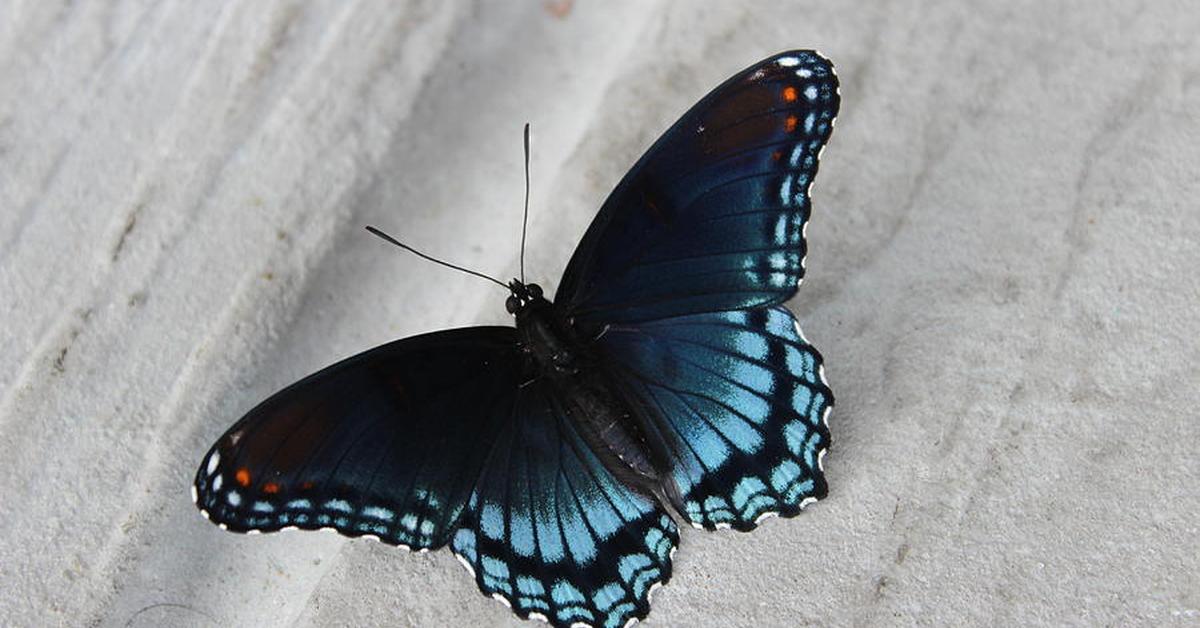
[{"x1": 509, "y1": 281, "x2": 669, "y2": 497}]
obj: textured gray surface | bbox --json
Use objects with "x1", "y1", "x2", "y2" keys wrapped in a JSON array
[{"x1": 1, "y1": 1, "x2": 1197, "y2": 626}]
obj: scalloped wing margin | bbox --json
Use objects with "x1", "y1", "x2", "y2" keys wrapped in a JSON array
[
  {"x1": 449, "y1": 380, "x2": 679, "y2": 628},
  {"x1": 193, "y1": 327, "x2": 521, "y2": 548},
  {"x1": 556, "y1": 50, "x2": 840, "y2": 326},
  {"x1": 600, "y1": 307, "x2": 832, "y2": 531}
]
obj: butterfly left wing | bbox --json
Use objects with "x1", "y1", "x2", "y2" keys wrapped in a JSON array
[
  {"x1": 193, "y1": 327, "x2": 521, "y2": 549},
  {"x1": 598, "y1": 306, "x2": 832, "y2": 531},
  {"x1": 450, "y1": 379, "x2": 678, "y2": 628},
  {"x1": 555, "y1": 51, "x2": 839, "y2": 327}
]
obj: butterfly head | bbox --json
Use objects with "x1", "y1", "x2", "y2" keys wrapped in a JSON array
[{"x1": 505, "y1": 279, "x2": 546, "y2": 315}]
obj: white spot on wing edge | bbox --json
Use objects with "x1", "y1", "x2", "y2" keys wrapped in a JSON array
[
  {"x1": 454, "y1": 553, "x2": 476, "y2": 578},
  {"x1": 648, "y1": 581, "x2": 664, "y2": 604},
  {"x1": 790, "y1": 316, "x2": 812, "y2": 344},
  {"x1": 189, "y1": 485, "x2": 198, "y2": 504},
  {"x1": 776, "y1": 56, "x2": 799, "y2": 67},
  {"x1": 754, "y1": 510, "x2": 780, "y2": 525},
  {"x1": 206, "y1": 451, "x2": 220, "y2": 476},
  {"x1": 529, "y1": 612, "x2": 549, "y2": 623},
  {"x1": 796, "y1": 217, "x2": 811, "y2": 287},
  {"x1": 491, "y1": 593, "x2": 512, "y2": 608},
  {"x1": 791, "y1": 49, "x2": 838, "y2": 297}
]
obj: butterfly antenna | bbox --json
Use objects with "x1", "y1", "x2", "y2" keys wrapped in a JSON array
[
  {"x1": 364, "y1": 226, "x2": 509, "y2": 290},
  {"x1": 519, "y1": 122, "x2": 531, "y2": 284}
]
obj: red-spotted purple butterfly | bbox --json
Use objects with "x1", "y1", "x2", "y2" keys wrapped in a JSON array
[{"x1": 194, "y1": 50, "x2": 839, "y2": 627}]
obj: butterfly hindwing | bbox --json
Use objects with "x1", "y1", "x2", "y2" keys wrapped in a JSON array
[
  {"x1": 556, "y1": 51, "x2": 839, "y2": 326},
  {"x1": 194, "y1": 327, "x2": 521, "y2": 548},
  {"x1": 599, "y1": 307, "x2": 832, "y2": 531},
  {"x1": 450, "y1": 379, "x2": 678, "y2": 628}
]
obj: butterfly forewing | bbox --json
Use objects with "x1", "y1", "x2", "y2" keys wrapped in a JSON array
[
  {"x1": 194, "y1": 327, "x2": 521, "y2": 548},
  {"x1": 556, "y1": 51, "x2": 839, "y2": 326}
]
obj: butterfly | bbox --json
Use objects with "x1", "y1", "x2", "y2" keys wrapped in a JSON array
[{"x1": 193, "y1": 50, "x2": 839, "y2": 627}]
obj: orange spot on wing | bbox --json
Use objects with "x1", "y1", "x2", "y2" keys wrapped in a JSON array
[
  {"x1": 301, "y1": 481, "x2": 314, "y2": 490},
  {"x1": 785, "y1": 115, "x2": 798, "y2": 132},
  {"x1": 235, "y1": 468, "x2": 251, "y2": 487},
  {"x1": 263, "y1": 482, "x2": 280, "y2": 494},
  {"x1": 783, "y1": 86, "x2": 798, "y2": 102},
  {"x1": 772, "y1": 150, "x2": 783, "y2": 162}
]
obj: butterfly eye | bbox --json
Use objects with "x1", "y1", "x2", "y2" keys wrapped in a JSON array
[
  {"x1": 505, "y1": 295, "x2": 520, "y2": 313},
  {"x1": 528, "y1": 284, "x2": 543, "y2": 299}
]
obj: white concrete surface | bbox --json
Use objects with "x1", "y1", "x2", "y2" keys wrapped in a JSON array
[{"x1": 1, "y1": 1, "x2": 1196, "y2": 626}]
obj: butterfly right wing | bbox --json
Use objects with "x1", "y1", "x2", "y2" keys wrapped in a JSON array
[
  {"x1": 597, "y1": 307, "x2": 832, "y2": 531},
  {"x1": 451, "y1": 378, "x2": 678, "y2": 628},
  {"x1": 193, "y1": 327, "x2": 521, "y2": 549},
  {"x1": 555, "y1": 51, "x2": 839, "y2": 327}
]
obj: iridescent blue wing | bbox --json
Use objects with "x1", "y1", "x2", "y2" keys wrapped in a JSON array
[
  {"x1": 193, "y1": 328, "x2": 677, "y2": 626},
  {"x1": 450, "y1": 379, "x2": 678, "y2": 628},
  {"x1": 599, "y1": 307, "x2": 832, "y2": 531},
  {"x1": 555, "y1": 51, "x2": 839, "y2": 327},
  {"x1": 193, "y1": 327, "x2": 521, "y2": 548}
]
